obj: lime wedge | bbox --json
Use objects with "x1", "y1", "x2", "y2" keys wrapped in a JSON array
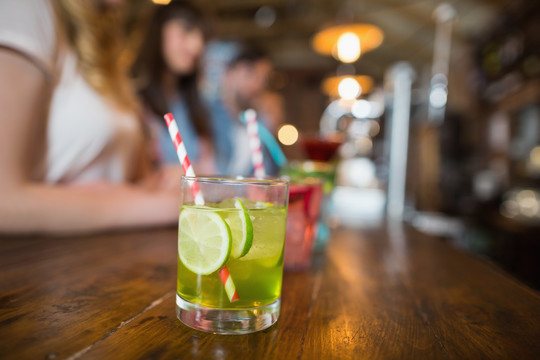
[
  {"x1": 222, "y1": 199, "x2": 253, "y2": 259},
  {"x1": 178, "y1": 208, "x2": 231, "y2": 275}
]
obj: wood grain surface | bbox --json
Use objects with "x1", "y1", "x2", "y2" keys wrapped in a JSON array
[{"x1": 1, "y1": 224, "x2": 539, "y2": 359}]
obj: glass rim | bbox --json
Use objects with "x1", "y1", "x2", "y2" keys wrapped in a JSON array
[{"x1": 181, "y1": 175, "x2": 289, "y2": 186}]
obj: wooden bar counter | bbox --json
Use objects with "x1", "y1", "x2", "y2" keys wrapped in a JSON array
[{"x1": 1, "y1": 224, "x2": 539, "y2": 359}]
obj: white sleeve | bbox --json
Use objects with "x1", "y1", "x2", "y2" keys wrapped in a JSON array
[{"x1": 0, "y1": 0, "x2": 57, "y2": 77}]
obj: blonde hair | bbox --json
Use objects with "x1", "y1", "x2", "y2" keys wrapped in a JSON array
[{"x1": 53, "y1": 0, "x2": 140, "y2": 111}]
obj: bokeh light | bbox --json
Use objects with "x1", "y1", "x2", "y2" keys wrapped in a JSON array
[
  {"x1": 337, "y1": 32, "x2": 361, "y2": 63},
  {"x1": 369, "y1": 120, "x2": 380, "y2": 136},
  {"x1": 277, "y1": 124, "x2": 299, "y2": 146},
  {"x1": 338, "y1": 77, "x2": 361, "y2": 100},
  {"x1": 351, "y1": 99, "x2": 371, "y2": 118},
  {"x1": 530, "y1": 146, "x2": 540, "y2": 166},
  {"x1": 255, "y1": 6, "x2": 276, "y2": 28}
]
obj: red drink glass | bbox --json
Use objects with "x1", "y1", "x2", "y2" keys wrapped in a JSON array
[
  {"x1": 284, "y1": 180, "x2": 323, "y2": 270},
  {"x1": 301, "y1": 136, "x2": 342, "y2": 162}
]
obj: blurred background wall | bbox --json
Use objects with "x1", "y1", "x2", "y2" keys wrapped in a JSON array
[{"x1": 147, "y1": 0, "x2": 540, "y2": 288}]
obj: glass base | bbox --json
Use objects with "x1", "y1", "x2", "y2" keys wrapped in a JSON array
[{"x1": 176, "y1": 294, "x2": 280, "y2": 335}]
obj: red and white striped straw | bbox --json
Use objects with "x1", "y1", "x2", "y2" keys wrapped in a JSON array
[
  {"x1": 244, "y1": 109, "x2": 266, "y2": 177},
  {"x1": 219, "y1": 266, "x2": 239, "y2": 302},
  {"x1": 164, "y1": 113, "x2": 239, "y2": 302},
  {"x1": 164, "y1": 113, "x2": 204, "y2": 206}
]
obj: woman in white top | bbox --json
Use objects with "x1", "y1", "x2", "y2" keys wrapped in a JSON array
[{"x1": 0, "y1": 0, "x2": 180, "y2": 234}]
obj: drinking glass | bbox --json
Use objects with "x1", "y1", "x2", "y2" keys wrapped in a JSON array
[
  {"x1": 176, "y1": 176, "x2": 289, "y2": 334},
  {"x1": 282, "y1": 160, "x2": 336, "y2": 250},
  {"x1": 284, "y1": 178, "x2": 323, "y2": 270}
]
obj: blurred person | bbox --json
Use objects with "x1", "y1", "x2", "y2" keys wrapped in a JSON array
[
  {"x1": 133, "y1": 0, "x2": 214, "y2": 174},
  {"x1": 253, "y1": 90, "x2": 286, "y2": 133},
  {"x1": 208, "y1": 46, "x2": 283, "y2": 175},
  {"x1": 0, "y1": 0, "x2": 181, "y2": 235}
]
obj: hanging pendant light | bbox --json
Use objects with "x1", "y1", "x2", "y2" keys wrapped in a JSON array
[
  {"x1": 321, "y1": 75, "x2": 374, "y2": 99},
  {"x1": 312, "y1": 24, "x2": 384, "y2": 63}
]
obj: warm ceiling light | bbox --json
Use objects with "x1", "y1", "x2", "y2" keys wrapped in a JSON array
[
  {"x1": 312, "y1": 24, "x2": 383, "y2": 62},
  {"x1": 321, "y1": 75, "x2": 374, "y2": 98},
  {"x1": 338, "y1": 78, "x2": 361, "y2": 100},
  {"x1": 152, "y1": 0, "x2": 171, "y2": 4},
  {"x1": 336, "y1": 32, "x2": 361, "y2": 63}
]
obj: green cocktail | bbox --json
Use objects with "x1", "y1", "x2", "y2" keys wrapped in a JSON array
[
  {"x1": 177, "y1": 203, "x2": 286, "y2": 308},
  {"x1": 176, "y1": 176, "x2": 289, "y2": 334}
]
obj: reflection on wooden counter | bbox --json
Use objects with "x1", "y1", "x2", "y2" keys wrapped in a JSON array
[{"x1": 0, "y1": 224, "x2": 539, "y2": 359}]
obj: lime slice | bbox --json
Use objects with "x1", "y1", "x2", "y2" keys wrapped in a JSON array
[
  {"x1": 178, "y1": 208, "x2": 231, "y2": 275},
  {"x1": 222, "y1": 199, "x2": 253, "y2": 259}
]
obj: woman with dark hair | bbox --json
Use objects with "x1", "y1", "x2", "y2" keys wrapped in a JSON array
[{"x1": 133, "y1": 0, "x2": 214, "y2": 173}]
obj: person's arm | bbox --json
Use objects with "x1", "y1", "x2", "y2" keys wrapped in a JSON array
[{"x1": 0, "y1": 49, "x2": 179, "y2": 235}]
